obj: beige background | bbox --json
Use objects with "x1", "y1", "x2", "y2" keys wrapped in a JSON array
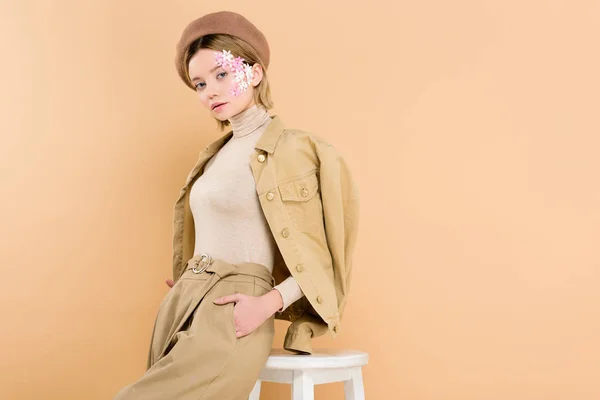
[{"x1": 1, "y1": 1, "x2": 599, "y2": 399}]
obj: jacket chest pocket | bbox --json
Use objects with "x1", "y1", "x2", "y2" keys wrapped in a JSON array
[{"x1": 278, "y1": 173, "x2": 323, "y2": 233}]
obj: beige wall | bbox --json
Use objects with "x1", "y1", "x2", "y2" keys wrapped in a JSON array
[{"x1": 1, "y1": 1, "x2": 599, "y2": 399}]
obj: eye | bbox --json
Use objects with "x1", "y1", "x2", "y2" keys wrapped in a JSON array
[
  {"x1": 195, "y1": 82, "x2": 205, "y2": 90},
  {"x1": 217, "y1": 72, "x2": 227, "y2": 79}
]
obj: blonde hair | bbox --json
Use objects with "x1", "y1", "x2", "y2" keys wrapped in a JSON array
[{"x1": 183, "y1": 34, "x2": 274, "y2": 131}]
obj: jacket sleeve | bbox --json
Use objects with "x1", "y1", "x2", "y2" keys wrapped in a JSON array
[{"x1": 316, "y1": 141, "x2": 360, "y2": 317}]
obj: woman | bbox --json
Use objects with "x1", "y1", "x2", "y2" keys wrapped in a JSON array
[{"x1": 114, "y1": 10, "x2": 359, "y2": 400}]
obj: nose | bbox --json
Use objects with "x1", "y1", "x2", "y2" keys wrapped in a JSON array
[
  {"x1": 203, "y1": 90, "x2": 218, "y2": 106},
  {"x1": 207, "y1": 85, "x2": 220, "y2": 100}
]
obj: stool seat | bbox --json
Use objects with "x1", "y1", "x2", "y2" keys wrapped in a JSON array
[
  {"x1": 249, "y1": 348, "x2": 368, "y2": 400},
  {"x1": 264, "y1": 349, "x2": 369, "y2": 369}
]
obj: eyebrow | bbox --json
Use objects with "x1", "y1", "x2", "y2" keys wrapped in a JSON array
[{"x1": 190, "y1": 65, "x2": 223, "y2": 82}]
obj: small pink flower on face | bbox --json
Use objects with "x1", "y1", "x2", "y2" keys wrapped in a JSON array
[
  {"x1": 214, "y1": 49, "x2": 254, "y2": 97},
  {"x1": 215, "y1": 49, "x2": 234, "y2": 67},
  {"x1": 231, "y1": 57, "x2": 244, "y2": 70}
]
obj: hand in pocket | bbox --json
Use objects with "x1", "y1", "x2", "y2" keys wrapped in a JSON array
[{"x1": 213, "y1": 290, "x2": 282, "y2": 338}]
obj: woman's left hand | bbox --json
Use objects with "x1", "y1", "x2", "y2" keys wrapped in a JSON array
[{"x1": 213, "y1": 290, "x2": 283, "y2": 338}]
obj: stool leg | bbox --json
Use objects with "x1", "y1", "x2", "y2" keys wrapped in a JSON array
[
  {"x1": 292, "y1": 370, "x2": 314, "y2": 400},
  {"x1": 344, "y1": 367, "x2": 365, "y2": 400},
  {"x1": 248, "y1": 380, "x2": 261, "y2": 400}
]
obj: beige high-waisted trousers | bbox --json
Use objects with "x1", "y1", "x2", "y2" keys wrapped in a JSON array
[{"x1": 113, "y1": 254, "x2": 276, "y2": 400}]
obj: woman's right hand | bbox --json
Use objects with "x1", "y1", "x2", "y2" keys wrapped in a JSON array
[{"x1": 165, "y1": 279, "x2": 175, "y2": 288}]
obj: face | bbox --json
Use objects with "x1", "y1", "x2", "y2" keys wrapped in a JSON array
[{"x1": 187, "y1": 48, "x2": 263, "y2": 121}]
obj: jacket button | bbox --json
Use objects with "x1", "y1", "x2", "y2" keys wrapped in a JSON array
[
  {"x1": 266, "y1": 192, "x2": 275, "y2": 201},
  {"x1": 257, "y1": 154, "x2": 266, "y2": 163},
  {"x1": 333, "y1": 325, "x2": 339, "y2": 333},
  {"x1": 296, "y1": 264, "x2": 304, "y2": 272},
  {"x1": 301, "y1": 188, "x2": 309, "y2": 197},
  {"x1": 281, "y1": 228, "x2": 290, "y2": 238},
  {"x1": 316, "y1": 295, "x2": 323, "y2": 304}
]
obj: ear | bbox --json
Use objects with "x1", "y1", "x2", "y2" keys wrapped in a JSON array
[{"x1": 251, "y1": 63, "x2": 264, "y2": 87}]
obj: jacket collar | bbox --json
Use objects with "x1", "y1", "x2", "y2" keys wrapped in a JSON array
[
  {"x1": 205, "y1": 115, "x2": 286, "y2": 155},
  {"x1": 255, "y1": 115, "x2": 286, "y2": 154}
]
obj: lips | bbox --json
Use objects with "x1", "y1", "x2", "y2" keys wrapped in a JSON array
[{"x1": 211, "y1": 102, "x2": 226, "y2": 110}]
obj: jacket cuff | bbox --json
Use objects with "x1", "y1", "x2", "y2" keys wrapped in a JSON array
[
  {"x1": 283, "y1": 324, "x2": 313, "y2": 354},
  {"x1": 282, "y1": 315, "x2": 331, "y2": 355}
]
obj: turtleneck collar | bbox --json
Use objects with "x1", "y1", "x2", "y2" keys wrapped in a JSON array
[{"x1": 229, "y1": 104, "x2": 272, "y2": 139}]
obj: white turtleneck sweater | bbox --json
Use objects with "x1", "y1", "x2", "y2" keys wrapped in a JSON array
[{"x1": 189, "y1": 104, "x2": 304, "y2": 311}]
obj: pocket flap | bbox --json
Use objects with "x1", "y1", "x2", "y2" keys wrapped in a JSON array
[{"x1": 278, "y1": 173, "x2": 319, "y2": 201}]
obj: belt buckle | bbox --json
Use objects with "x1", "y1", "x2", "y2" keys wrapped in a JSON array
[{"x1": 192, "y1": 253, "x2": 213, "y2": 274}]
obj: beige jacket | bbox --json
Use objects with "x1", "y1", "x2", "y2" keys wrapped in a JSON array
[{"x1": 170, "y1": 115, "x2": 360, "y2": 354}]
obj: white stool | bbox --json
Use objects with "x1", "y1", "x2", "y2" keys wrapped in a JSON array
[{"x1": 249, "y1": 349, "x2": 368, "y2": 400}]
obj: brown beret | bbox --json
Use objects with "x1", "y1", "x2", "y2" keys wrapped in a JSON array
[{"x1": 175, "y1": 11, "x2": 270, "y2": 90}]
